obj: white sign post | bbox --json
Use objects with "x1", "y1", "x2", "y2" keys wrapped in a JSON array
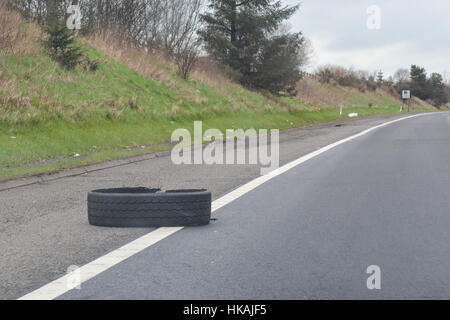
[
  {"x1": 401, "y1": 90, "x2": 411, "y2": 112},
  {"x1": 402, "y1": 90, "x2": 411, "y2": 100}
]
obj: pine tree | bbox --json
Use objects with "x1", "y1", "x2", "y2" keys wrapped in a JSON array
[
  {"x1": 199, "y1": 0, "x2": 303, "y2": 94},
  {"x1": 249, "y1": 33, "x2": 304, "y2": 94},
  {"x1": 376, "y1": 70, "x2": 384, "y2": 86},
  {"x1": 44, "y1": 19, "x2": 82, "y2": 70},
  {"x1": 429, "y1": 73, "x2": 448, "y2": 106},
  {"x1": 410, "y1": 65, "x2": 430, "y2": 100}
]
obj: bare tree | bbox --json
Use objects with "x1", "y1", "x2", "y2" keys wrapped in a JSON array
[
  {"x1": 174, "y1": 39, "x2": 201, "y2": 80},
  {"x1": 159, "y1": 0, "x2": 202, "y2": 53},
  {"x1": 7, "y1": 0, "x2": 204, "y2": 79},
  {"x1": 393, "y1": 68, "x2": 410, "y2": 84}
]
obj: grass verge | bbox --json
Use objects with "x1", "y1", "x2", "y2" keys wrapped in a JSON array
[{"x1": 0, "y1": 107, "x2": 435, "y2": 181}]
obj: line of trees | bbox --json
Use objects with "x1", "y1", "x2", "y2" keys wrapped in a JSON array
[
  {"x1": 316, "y1": 64, "x2": 449, "y2": 107},
  {"x1": 8, "y1": 0, "x2": 310, "y2": 93},
  {"x1": 390, "y1": 65, "x2": 449, "y2": 107},
  {"x1": 316, "y1": 65, "x2": 381, "y2": 92},
  {"x1": 7, "y1": 0, "x2": 201, "y2": 52},
  {"x1": 409, "y1": 65, "x2": 448, "y2": 106},
  {"x1": 8, "y1": 0, "x2": 204, "y2": 78}
]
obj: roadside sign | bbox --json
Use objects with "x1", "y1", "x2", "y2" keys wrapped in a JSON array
[
  {"x1": 401, "y1": 90, "x2": 411, "y2": 112},
  {"x1": 402, "y1": 90, "x2": 411, "y2": 100}
]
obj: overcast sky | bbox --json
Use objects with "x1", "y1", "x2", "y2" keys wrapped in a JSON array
[{"x1": 283, "y1": 0, "x2": 450, "y2": 78}]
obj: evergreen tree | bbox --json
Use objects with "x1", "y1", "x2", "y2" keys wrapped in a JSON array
[
  {"x1": 376, "y1": 70, "x2": 384, "y2": 86},
  {"x1": 366, "y1": 75, "x2": 377, "y2": 91},
  {"x1": 429, "y1": 72, "x2": 448, "y2": 106},
  {"x1": 199, "y1": 0, "x2": 303, "y2": 94},
  {"x1": 44, "y1": 19, "x2": 82, "y2": 70},
  {"x1": 249, "y1": 33, "x2": 304, "y2": 94},
  {"x1": 410, "y1": 65, "x2": 430, "y2": 100}
]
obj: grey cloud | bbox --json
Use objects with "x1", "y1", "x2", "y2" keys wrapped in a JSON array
[{"x1": 284, "y1": 0, "x2": 450, "y2": 76}]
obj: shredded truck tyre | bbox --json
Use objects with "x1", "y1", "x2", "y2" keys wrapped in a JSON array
[{"x1": 88, "y1": 188, "x2": 212, "y2": 227}]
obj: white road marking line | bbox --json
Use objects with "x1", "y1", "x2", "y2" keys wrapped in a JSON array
[
  {"x1": 19, "y1": 227, "x2": 183, "y2": 300},
  {"x1": 18, "y1": 113, "x2": 432, "y2": 300}
]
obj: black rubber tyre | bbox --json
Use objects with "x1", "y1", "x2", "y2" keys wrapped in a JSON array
[{"x1": 88, "y1": 187, "x2": 211, "y2": 227}]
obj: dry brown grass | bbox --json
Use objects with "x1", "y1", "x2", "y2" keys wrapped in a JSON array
[
  {"x1": 88, "y1": 31, "x2": 238, "y2": 96},
  {"x1": 0, "y1": 3, "x2": 36, "y2": 55},
  {"x1": 87, "y1": 31, "x2": 170, "y2": 82},
  {"x1": 297, "y1": 78, "x2": 346, "y2": 110},
  {"x1": 0, "y1": 4, "x2": 43, "y2": 123},
  {"x1": 191, "y1": 56, "x2": 270, "y2": 111},
  {"x1": 87, "y1": 31, "x2": 254, "y2": 113},
  {"x1": 192, "y1": 57, "x2": 231, "y2": 86}
]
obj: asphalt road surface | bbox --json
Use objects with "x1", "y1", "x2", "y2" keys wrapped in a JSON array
[{"x1": 2, "y1": 112, "x2": 449, "y2": 299}]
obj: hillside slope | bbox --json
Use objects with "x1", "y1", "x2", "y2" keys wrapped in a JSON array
[{"x1": 0, "y1": 21, "x2": 436, "y2": 181}]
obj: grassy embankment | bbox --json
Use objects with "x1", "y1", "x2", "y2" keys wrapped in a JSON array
[{"x1": 0, "y1": 24, "x2": 436, "y2": 181}]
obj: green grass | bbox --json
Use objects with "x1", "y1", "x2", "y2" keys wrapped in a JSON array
[
  {"x1": 0, "y1": 32, "x2": 436, "y2": 181},
  {"x1": 0, "y1": 107, "x2": 434, "y2": 181}
]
